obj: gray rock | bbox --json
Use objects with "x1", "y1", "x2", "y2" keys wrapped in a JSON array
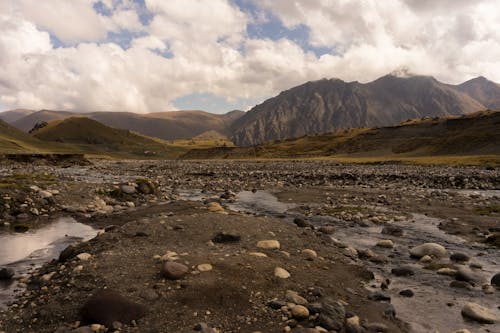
[
  {"x1": 399, "y1": 289, "x2": 414, "y2": 297},
  {"x1": 363, "y1": 322, "x2": 388, "y2": 332},
  {"x1": 80, "y1": 290, "x2": 146, "y2": 327},
  {"x1": 120, "y1": 184, "x2": 136, "y2": 194},
  {"x1": 450, "y1": 252, "x2": 470, "y2": 262},
  {"x1": 381, "y1": 225, "x2": 404, "y2": 237},
  {"x1": 162, "y1": 261, "x2": 189, "y2": 280},
  {"x1": 409, "y1": 243, "x2": 446, "y2": 258},
  {"x1": 461, "y1": 302, "x2": 498, "y2": 324},
  {"x1": 368, "y1": 292, "x2": 391, "y2": 302},
  {"x1": 455, "y1": 267, "x2": 484, "y2": 285},
  {"x1": 140, "y1": 289, "x2": 159, "y2": 301},
  {"x1": 491, "y1": 273, "x2": 500, "y2": 288},
  {"x1": 391, "y1": 266, "x2": 415, "y2": 277},
  {"x1": 286, "y1": 290, "x2": 308, "y2": 305},
  {"x1": 0, "y1": 267, "x2": 14, "y2": 280},
  {"x1": 316, "y1": 298, "x2": 345, "y2": 331}
]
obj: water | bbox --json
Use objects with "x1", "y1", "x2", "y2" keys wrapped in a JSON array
[
  {"x1": 0, "y1": 217, "x2": 97, "y2": 308},
  {"x1": 186, "y1": 188, "x2": 499, "y2": 333}
]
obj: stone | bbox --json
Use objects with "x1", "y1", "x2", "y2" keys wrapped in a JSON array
[
  {"x1": 316, "y1": 298, "x2": 345, "y2": 331},
  {"x1": 391, "y1": 266, "x2": 415, "y2": 277},
  {"x1": 197, "y1": 264, "x2": 213, "y2": 272},
  {"x1": 293, "y1": 218, "x2": 312, "y2": 228},
  {"x1": 76, "y1": 253, "x2": 92, "y2": 261},
  {"x1": 450, "y1": 281, "x2": 473, "y2": 290},
  {"x1": 72, "y1": 327, "x2": 93, "y2": 333},
  {"x1": 80, "y1": 290, "x2": 146, "y2": 327},
  {"x1": 274, "y1": 267, "x2": 290, "y2": 279},
  {"x1": 39, "y1": 190, "x2": 53, "y2": 199},
  {"x1": 318, "y1": 226, "x2": 335, "y2": 235},
  {"x1": 286, "y1": 290, "x2": 308, "y2": 305},
  {"x1": 291, "y1": 305, "x2": 310, "y2": 319},
  {"x1": 437, "y1": 268, "x2": 457, "y2": 276},
  {"x1": 161, "y1": 261, "x2": 189, "y2": 280},
  {"x1": 248, "y1": 252, "x2": 267, "y2": 257},
  {"x1": 451, "y1": 330, "x2": 471, "y2": 333},
  {"x1": 376, "y1": 240, "x2": 394, "y2": 248},
  {"x1": 455, "y1": 267, "x2": 484, "y2": 285},
  {"x1": 461, "y1": 302, "x2": 498, "y2": 324},
  {"x1": 59, "y1": 245, "x2": 78, "y2": 262},
  {"x1": 363, "y1": 323, "x2": 388, "y2": 332},
  {"x1": 257, "y1": 240, "x2": 280, "y2": 250},
  {"x1": 399, "y1": 289, "x2": 414, "y2": 297},
  {"x1": 409, "y1": 243, "x2": 446, "y2": 258},
  {"x1": 120, "y1": 185, "x2": 136, "y2": 194},
  {"x1": 139, "y1": 289, "x2": 159, "y2": 301},
  {"x1": 450, "y1": 252, "x2": 470, "y2": 262},
  {"x1": 267, "y1": 300, "x2": 287, "y2": 310},
  {"x1": 345, "y1": 315, "x2": 363, "y2": 333},
  {"x1": 368, "y1": 292, "x2": 390, "y2": 301},
  {"x1": 419, "y1": 255, "x2": 432, "y2": 263},
  {"x1": 302, "y1": 249, "x2": 317, "y2": 259},
  {"x1": 0, "y1": 267, "x2": 14, "y2": 280},
  {"x1": 89, "y1": 324, "x2": 102, "y2": 332},
  {"x1": 491, "y1": 273, "x2": 500, "y2": 288},
  {"x1": 207, "y1": 202, "x2": 225, "y2": 212},
  {"x1": 212, "y1": 232, "x2": 241, "y2": 243},
  {"x1": 381, "y1": 225, "x2": 404, "y2": 237}
]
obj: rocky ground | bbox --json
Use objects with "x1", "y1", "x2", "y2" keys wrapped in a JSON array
[{"x1": 0, "y1": 159, "x2": 499, "y2": 333}]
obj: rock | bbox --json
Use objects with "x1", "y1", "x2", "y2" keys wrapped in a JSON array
[
  {"x1": 139, "y1": 289, "x2": 159, "y2": 301},
  {"x1": 409, "y1": 243, "x2": 446, "y2": 258},
  {"x1": 381, "y1": 225, "x2": 404, "y2": 236},
  {"x1": 345, "y1": 315, "x2": 363, "y2": 333},
  {"x1": 455, "y1": 267, "x2": 484, "y2": 285},
  {"x1": 197, "y1": 264, "x2": 213, "y2": 272},
  {"x1": 437, "y1": 268, "x2": 457, "y2": 276},
  {"x1": 316, "y1": 298, "x2": 345, "y2": 331},
  {"x1": 491, "y1": 273, "x2": 500, "y2": 288},
  {"x1": 120, "y1": 184, "x2": 136, "y2": 194},
  {"x1": 72, "y1": 327, "x2": 93, "y2": 333},
  {"x1": 274, "y1": 267, "x2": 290, "y2": 279},
  {"x1": 59, "y1": 245, "x2": 78, "y2": 262},
  {"x1": 343, "y1": 246, "x2": 358, "y2": 259},
  {"x1": 248, "y1": 252, "x2": 267, "y2": 257},
  {"x1": 212, "y1": 232, "x2": 241, "y2": 243},
  {"x1": 318, "y1": 226, "x2": 335, "y2": 235},
  {"x1": 450, "y1": 281, "x2": 473, "y2": 290},
  {"x1": 367, "y1": 292, "x2": 390, "y2": 301},
  {"x1": 80, "y1": 290, "x2": 146, "y2": 327},
  {"x1": 451, "y1": 330, "x2": 471, "y2": 333},
  {"x1": 257, "y1": 240, "x2": 280, "y2": 250},
  {"x1": 399, "y1": 289, "x2": 414, "y2": 297},
  {"x1": 0, "y1": 267, "x2": 14, "y2": 280},
  {"x1": 292, "y1": 329, "x2": 320, "y2": 333},
  {"x1": 291, "y1": 305, "x2": 310, "y2": 319},
  {"x1": 76, "y1": 253, "x2": 92, "y2": 261},
  {"x1": 358, "y1": 249, "x2": 375, "y2": 259},
  {"x1": 267, "y1": 300, "x2": 287, "y2": 310},
  {"x1": 207, "y1": 202, "x2": 225, "y2": 212},
  {"x1": 363, "y1": 323, "x2": 388, "y2": 332},
  {"x1": 161, "y1": 261, "x2": 189, "y2": 280},
  {"x1": 419, "y1": 255, "x2": 432, "y2": 263},
  {"x1": 286, "y1": 290, "x2": 308, "y2": 305},
  {"x1": 302, "y1": 249, "x2": 317, "y2": 259},
  {"x1": 391, "y1": 266, "x2": 415, "y2": 277},
  {"x1": 193, "y1": 322, "x2": 217, "y2": 333},
  {"x1": 450, "y1": 252, "x2": 470, "y2": 262},
  {"x1": 293, "y1": 218, "x2": 312, "y2": 228},
  {"x1": 136, "y1": 180, "x2": 155, "y2": 194},
  {"x1": 376, "y1": 240, "x2": 394, "y2": 248},
  {"x1": 39, "y1": 190, "x2": 53, "y2": 199},
  {"x1": 461, "y1": 302, "x2": 498, "y2": 324}
]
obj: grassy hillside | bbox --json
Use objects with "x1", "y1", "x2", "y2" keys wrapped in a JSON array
[
  {"x1": 0, "y1": 119, "x2": 52, "y2": 153},
  {"x1": 182, "y1": 110, "x2": 500, "y2": 166}
]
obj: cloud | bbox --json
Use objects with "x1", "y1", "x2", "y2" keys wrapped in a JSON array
[{"x1": 0, "y1": 0, "x2": 500, "y2": 113}]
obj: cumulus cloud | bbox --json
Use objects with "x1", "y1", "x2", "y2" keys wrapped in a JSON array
[{"x1": 0, "y1": 0, "x2": 499, "y2": 113}]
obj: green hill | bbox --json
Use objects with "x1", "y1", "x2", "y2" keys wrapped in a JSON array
[{"x1": 0, "y1": 119, "x2": 49, "y2": 153}]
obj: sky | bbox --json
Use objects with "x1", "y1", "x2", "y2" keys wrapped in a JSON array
[{"x1": 1, "y1": 0, "x2": 500, "y2": 114}]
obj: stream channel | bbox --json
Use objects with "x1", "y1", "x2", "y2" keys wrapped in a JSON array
[{"x1": 180, "y1": 189, "x2": 500, "y2": 333}]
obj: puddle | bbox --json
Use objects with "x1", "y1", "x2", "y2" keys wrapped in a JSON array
[
  {"x1": 191, "y1": 189, "x2": 499, "y2": 333},
  {"x1": 0, "y1": 217, "x2": 97, "y2": 308}
]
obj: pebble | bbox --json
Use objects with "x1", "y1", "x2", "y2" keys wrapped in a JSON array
[
  {"x1": 161, "y1": 261, "x2": 189, "y2": 280},
  {"x1": 76, "y1": 253, "x2": 92, "y2": 261},
  {"x1": 293, "y1": 218, "x2": 312, "y2": 228},
  {"x1": 409, "y1": 243, "x2": 446, "y2": 258},
  {"x1": 274, "y1": 267, "x2": 291, "y2": 279},
  {"x1": 461, "y1": 302, "x2": 498, "y2": 324},
  {"x1": 437, "y1": 268, "x2": 457, "y2": 276},
  {"x1": 318, "y1": 226, "x2": 335, "y2": 235},
  {"x1": 248, "y1": 252, "x2": 268, "y2": 257},
  {"x1": 197, "y1": 264, "x2": 213, "y2": 272},
  {"x1": 419, "y1": 255, "x2": 433, "y2": 263},
  {"x1": 450, "y1": 252, "x2": 470, "y2": 262},
  {"x1": 345, "y1": 315, "x2": 362, "y2": 333},
  {"x1": 376, "y1": 240, "x2": 394, "y2": 248},
  {"x1": 302, "y1": 249, "x2": 317, "y2": 259},
  {"x1": 285, "y1": 290, "x2": 308, "y2": 305},
  {"x1": 491, "y1": 272, "x2": 500, "y2": 288},
  {"x1": 120, "y1": 184, "x2": 136, "y2": 194},
  {"x1": 207, "y1": 202, "x2": 225, "y2": 213},
  {"x1": 290, "y1": 305, "x2": 309, "y2": 319},
  {"x1": 257, "y1": 240, "x2": 280, "y2": 250},
  {"x1": 391, "y1": 266, "x2": 415, "y2": 277},
  {"x1": 399, "y1": 289, "x2": 414, "y2": 297}
]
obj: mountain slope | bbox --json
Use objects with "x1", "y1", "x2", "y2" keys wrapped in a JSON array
[
  {"x1": 455, "y1": 76, "x2": 500, "y2": 109},
  {"x1": 0, "y1": 119, "x2": 46, "y2": 153},
  {"x1": 8, "y1": 110, "x2": 244, "y2": 141},
  {"x1": 184, "y1": 110, "x2": 500, "y2": 160},
  {"x1": 31, "y1": 117, "x2": 179, "y2": 158},
  {"x1": 0, "y1": 109, "x2": 35, "y2": 123},
  {"x1": 231, "y1": 75, "x2": 488, "y2": 146}
]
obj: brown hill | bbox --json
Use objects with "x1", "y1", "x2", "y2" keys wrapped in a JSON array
[
  {"x1": 183, "y1": 110, "x2": 500, "y2": 160},
  {"x1": 0, "y1": 109, "x2": 35, "y2": 123},
  {"x1": 9, "y1": 110, "x2": 244, "y2": 141},
  {"x1": 231, "y1": 75, "x2": 488, "y2": 146},
  {"x1": 0, "y1": 119, "x2": 47, "y2": 153},
  {"x1": 455, "y1": 76, "x2": 500, "y2": 109}
]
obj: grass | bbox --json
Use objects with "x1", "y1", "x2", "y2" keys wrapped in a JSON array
[
  {"x1": 475, "y1": 205, "x2": 500, "y2": 215},
  {"x1": 0, "y1": 173, "x2": 58, "y2": 189}
]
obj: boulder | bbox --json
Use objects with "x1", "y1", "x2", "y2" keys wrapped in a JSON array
[
  {"x1": 257, "y1": 240, "x2": 280, "y2": 250},
  {"x1": 161, "y1": 261, "x2": 189, "y2": 280},
  {"x1": 461, "y1": 302, "x2": 498, "y2": 324},
  {"x1": 409, "y1": 243, "x2": 446, "y2": 258},
  {"x1": 0, "y1": 267, "x2": 14, "y2": 280}
]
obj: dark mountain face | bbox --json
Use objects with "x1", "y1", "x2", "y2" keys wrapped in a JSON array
[
  {"x1": 231, "y1": 75, "x2": 490, "y2": 146},
  {"x1": 455, "y1": 76, "x2": 500, "y2": 109},
  {"x1": 0, "y1": 109, "x2": 35, "y2": 123}
]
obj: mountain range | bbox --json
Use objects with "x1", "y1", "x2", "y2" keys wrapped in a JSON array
[{"x1": 1, "y1": 74, "x2": 500, "y2": 146}]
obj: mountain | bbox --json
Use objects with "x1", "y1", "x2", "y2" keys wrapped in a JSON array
[
  {"x1": 31, "y1": 117, "x2": 178, "y2": 158},
  {"x1": 0, "y1": 109, "x2": 35, "y2": 123},
  {"x1": 8, "y1": 109, "x2": 244, "y2": 141},
  {"x1": 183, "y1": 110, "x2": 500, "y2": 160},
  {"x1": 455, "y1": 76, "x2": 500, "y2": 109},
  {"x1": 0, "y1": 119, "x2": 46, "y2": 153},
  {"x1": 231, "y1": 75, "x2": 489, "y2": 146}
]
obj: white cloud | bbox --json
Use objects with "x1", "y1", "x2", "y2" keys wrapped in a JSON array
[{"x1": 0, "y1": 0, "x2": 500, "y2": 113}]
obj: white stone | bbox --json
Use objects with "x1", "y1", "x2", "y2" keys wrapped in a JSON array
[
  {"x1": 410, "y1": 243, "x2": 446, "y2": 258},
  {"x1": 302, "y1": 249, "x2": 318, "y2": 259},
  {"x1": 461, "y1": 302, "x2": 498, "y2": 324},
  {"x1": 248, "y1": 252, "x2": 268, "y2": 257},
  {"x1": 76, "y1": 253, "x2": 92, "y2": 261},
  {"x1": 290, "y1": 305, "x2": 309, "y2": 318},
  {"x1": 376, "y1": 240, "x2": 394, "y2": 248},
  {"x1": 197, "y1": 264, "x2": 213, "y2": 272},
  {"x1": 257, "y1": 240, "x2": 280, "y2": 250},
  {"x1": 274, "y1": 267, "x2": 290, "y2": 279}
]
